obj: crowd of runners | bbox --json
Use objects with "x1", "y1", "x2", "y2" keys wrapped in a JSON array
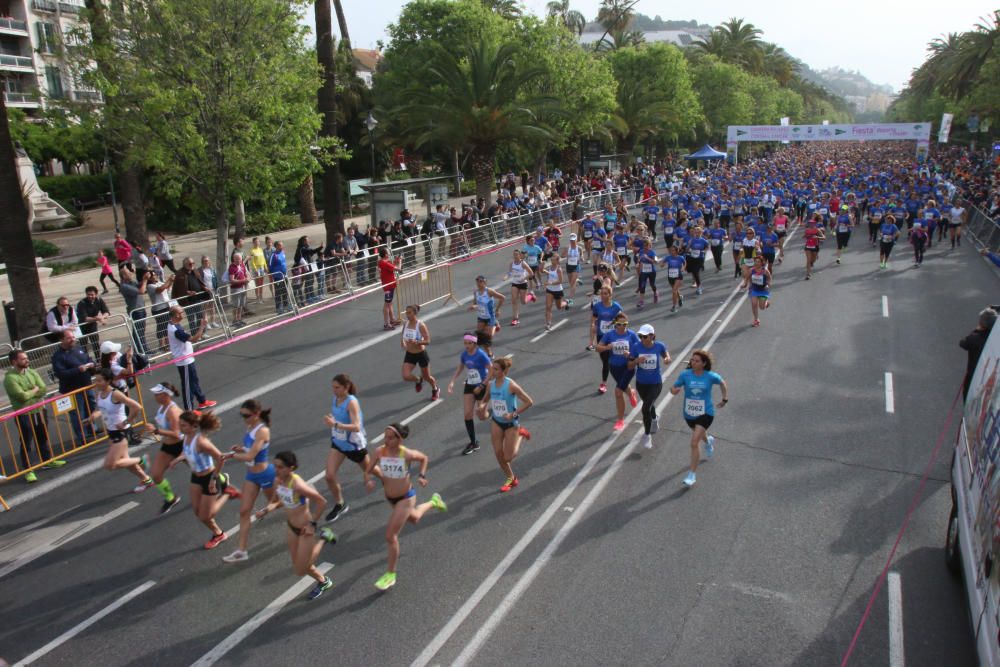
[{"x1": 66, "y1": 141, "x2": 999, "y2": 601}]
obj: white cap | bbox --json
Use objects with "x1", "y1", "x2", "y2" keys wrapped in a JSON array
[
  {"x1": 100, "y1": 340, "x2": 121, "y2": 355},
  {"x1": 637, "y1": 324, "x2": 655, "y2": 336},
  {"x1": 150, "y1": 383, "x2": 173, "y2": 394},
  {"x1": 569, "y1": 233, "x2": 578, "y2": 241}
]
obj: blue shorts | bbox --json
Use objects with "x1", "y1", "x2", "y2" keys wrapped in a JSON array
[
  {"x1": 609, "y1": 364, "x2": 635, "y2": 392},
  {"x1": 384, "y1": 288, "x2": 396, "y2": 303},
  {"x1": 750, "y1": 288, "x2": 769, "y2": 299},
  {"x1": 245, "y1": 463, "x2": 277, "y2": 489}
]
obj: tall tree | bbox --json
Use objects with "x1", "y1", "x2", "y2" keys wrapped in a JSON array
[
  {"x1": 316, "y1": 0, "x2": 344, "y2": 237},
  {"x1": 593, "y1": 0, "x2": 639, "y2": 51},
  {"x1": 0, "y1": 95, "x2": 45, "y2": 340},
  {"x1": 546, "y1": 0, "x2": 585, "y2": 37}
]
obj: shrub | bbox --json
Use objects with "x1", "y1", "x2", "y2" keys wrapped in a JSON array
[
  {"x1": 37, "y1": 174, "x2": 112, "y2": 211},
  {"x1": 245, "y1": 212, "x2": 301, "y2": 236},
  {"x1": 32, "y1": 239, "x2": 60, "y2": 258}
]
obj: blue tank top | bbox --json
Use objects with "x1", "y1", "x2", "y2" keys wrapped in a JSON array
[
  {"x1": 489, "y1": 377, "x2": 518, "y2": 424},
  {"x1": 474, "y1": 289, "x2": 496, "y2": 322},
  {"x1": 244, "y1": 423, "x2": 269, "y2": 465},
  {"x1": 183, "y1": 431, "x2": 215, "y2": 474},
  {"x1": 331, "y1": 395, "x2": 365, "y2": 450}
]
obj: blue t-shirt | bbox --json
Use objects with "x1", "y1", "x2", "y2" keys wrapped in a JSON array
[
  {"x1": 460, "y1": 348, "x2": 492, "y2": 386},
  {"x1": 708, "y1": 228, "x2": 727, "y2": 247},
  {"x1": 630, "y1": 340, "x2": 668, "y2": 385},
  {"x1": 637, "y1": 248, "x2": 658, "y2": 273},
  {"x1": 591, "y1": 300, "x2": 624, "y2": 337},
  {"x1": 759, "y1": 232, "x2": 778, "y2": 253},
  {"x1": 879, "y1": 222, "x2": 899, "y2": 242},
  {"x1": 673, "y1": 369, "x2": 724, "y2": 419},
  {"x1": 600, "y1": 329, "x2": 641, "y2": 367},
  {"x1": 522, "y1": 244, "x2": 543, "y2": 268},
  {"x1": 687, "y1": 237, "x2": 709, "y2": 260}
]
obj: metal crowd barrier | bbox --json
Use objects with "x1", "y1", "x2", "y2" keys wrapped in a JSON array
[
  {"x1": 966, "y1": 204, "x2": 999, "y2": 250},
  {"x1": 129, "y1": 295, "x2": 229, "y2": 363}
]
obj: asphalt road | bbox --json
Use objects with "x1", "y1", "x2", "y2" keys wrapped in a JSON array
[{"x1": 0, "y1": 226, "x2": 984, "y2": 667}]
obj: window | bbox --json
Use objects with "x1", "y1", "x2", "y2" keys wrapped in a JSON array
[
  {"x1": 36, "y1": 21, "x2": 57, "y2": 54},
  {"x1": 44, "y1": 64, "x2": 63, "y2": 98}
]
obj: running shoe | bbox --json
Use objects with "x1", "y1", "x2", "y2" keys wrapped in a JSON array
[
  {"x1": 566, "y1": 299, "x2": 574, "y2": 306},
  {"x1": 545, "y1": 323, "x2": 552, "y2": 331},
  {"x1": 500, "y1": 477, "x2": 519, "y2": 493},
  {"x1": 836, "y1": 257, "x2": 841, "y2": 264},
  {"x1": 598, "y1": 382, "x2": 607, "y2": 394},
  {"x1": 705, "y1": 435, "x2": 715, "y2": 459},
  {"x1": 204, "y1": 532, "x2": 227, "y2": 550},
  {"x1": 650, "y1": 417, "x2": 659, "y2": 434},
  {"x1": 641, "y1": 434, "x2": 652, "y2": 449},
  {"x1": 222, "y1": 549, "x2": 249, "y2": 563},
  {"x1": 42, "y1": 459, "x2": 67, "y2": 469},
  {"x1": 138, "y1": 454, "x2": 148, "y2": 471},
  {"x1": 462, "y1": 441, "x2": 480, "y2": 455},
  {"x1": 518, "y1": 426, "x2": 531, "y2": 441},
  {"x1": 319, "y1": 527, "x2": 338, "y2": 544},
  {"x1": 219, "y1": 473, "x2": 241, "y2": 499},
  {"x1": 133, "y1": 478, "x2": 154, "y2": 494},
  {"x1": 25, "y1": 471, "x2": 37, "y2": 483},
  {"x1": 628, "y1": 387, "x2": 638, "y2": 408},
  {"x1": 804, "y1": 274, "x2": 811, "y2": 280},
  {"x1": 415, "y1": 379, "x2": 423, "y2": 393},
  {"x1": 430, "y1": 492, "x2": 448, "y2": 512},
  {"x1": 670, "y1": 306, "x2": 677, "y2": 313},
  {"x1": 430, "y1": 387, "x2": 440, "y2": 401},
  {"x1": 198, "y1": 400, "x2": 218, "y2": 409},
  {"x1": 325, "y1": 502, "x2": 348, "y2": 522},
  {"x1": 678, "y1": 295, "x2": 684, "y2": 307},
  {"x1": 374, "y1": 572, "x2": 397, "y2": 591},
  {"x1": 653, "y1": 292, "x2": 659, "y2": 304},
  {"x1": 383, "y1": 324, "x2": 394, "y2": 331},
  {"x1": 510, "y1": 319, "x2": 519, "y2": 326},
  {"x1": 696, "y1": 287, "x2": 703, "y2": 295},
  {"x1": 308, "y1": 577, "x2": 334, "y2": 600},
  {"x1": 613, "y1": 419, "x2": 625, "y2": 431},
  {"x1": 160, "y1": 496, "x2": 181, "y2": 515},
  {"x1": 682, "y1": 472, "x2": 696, "y2": 488},
  {"x1": 752, "y1": 320, "x2": 760, "y2": 328},
  {"x1": 586, "y1": 344, "x2": 596, "y2": 351},
  {"x1": 635, "y1": 301, "x2": 643, "y2": 310}
]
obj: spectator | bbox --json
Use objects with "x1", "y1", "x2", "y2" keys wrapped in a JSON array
[
  {"x1": 113, "y1": 232, "x2": 133, "y2": 270},
  {"x1": 96, "y1": 252, "x2": 119, "y2": 294},
  {"x1": 153, "y1": 231, "x2": 176, "y2": 273},
  {"x1": 378, "y1": 246, "x2": 403, "y2": 330},
  {"x1": 119, "y1": 267, "x2": 148, "y2": 352},
  {"x1": 166, "y1": 305, "x2": 216, "y2": 410},
  {"x1": 228, "y1": 252, "x2": 249, "y2": 327},
  {"x1": 171, "y1": 257, "x2": 206, "y2": 331},
  {"x1": 960, "y1": 307, "x2": 998, "y2": 401},
  {"x1": 50, "y1": 329, "x2": 96, "y2": 447},
  {"x1": 131, "y1": 244, "x2": 150, "y2": 281},
  {"x1": 324, "y1": 233, "x2": 346, "y2": 294},
  {"x1": 4, "y1": 349, "x2": 66, "y2": 482},
  {"x1": 248, "y1": 236, "x2": 268, "y2": 303},
  {"x1": 293, "y1": 235, "x2": 320, "y2": 303},
  {"x1": 433, "y1": 204, "x2": 448, "y2": 257},
  {"x1": 268, "y1": 240, "x2": 291, "y2": 314},
  {"x1": 76, "y1": 286, "x2": 111, "y2": 360},
  {"x1": 45, "y1": 296, "x2": 82, "y2": 343},
  {"x1": 230, "y1": 236, "x2": 245, "y2": 264},
  {"x1": 145, "y1": 271, "x2": 174, "y2": 352},
  {"x1": 196, "y1": 256, "x2": 220, "y2": 329}
]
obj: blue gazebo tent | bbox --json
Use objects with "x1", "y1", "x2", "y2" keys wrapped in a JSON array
[{"x1": 685, "y1": 144, "x2": 727, "y2": 160}]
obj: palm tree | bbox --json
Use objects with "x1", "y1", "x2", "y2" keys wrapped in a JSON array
[
  {"x1": 940, "y1": 12, "x2": 999, "y2": 99},
  {"x1": 593, "y1": 0, "x2": 639, "y2": 51},
  {"x1": 761, "y1": 42, "x2": 797, "y2": 86},
  {"x1": 405, "y1": 39, "x2": 557, "y2": 203},
  {"x1": 696, "y1": 17, "x2": 764, "y2": 73},
  {"x1": 482, "y1": 0, "x2": 522, "y2": 20},
  {"x1": 547, "y1": 0, "x2": 585, "y2": 37}
]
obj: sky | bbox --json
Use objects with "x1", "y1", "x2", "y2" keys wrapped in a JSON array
[{"x1": 305, "y1": 0, "x2": 997, "y2": 93}]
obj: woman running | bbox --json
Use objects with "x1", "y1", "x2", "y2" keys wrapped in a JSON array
[
  {"x1": 802, "y1": 216, "x2": 825, "y2": 280},
  {"x1": 628, "y1": 324, "x2": 670, "y2": 449},
  {"x1": 543, "y1": 254, "x2": 569, "y2": 330},
  {"x1": 400, "y1": 305, "x2": 439, "y2": 400},
  {"x1": 521, "y1": 235, "x2": 543, "y2": 297},
  {"x1": 670, "y1": 349, "x2": 728, "y2": 488},
  {"x1": 596, "y1": 314, "x2": 640, "y2": 431},
  {"x1": 686, "y1": 226, "x2": 709, "y2": 296},
  {"x1": 589, "y1": 224, "x2": 608, "y2": 273},
  {"x1": 910, "y1": 222, "x2": 929, "y2": 267},
  {"x1": 322, "y1": 373, "x2": 370, "y2": 523},
  {"x1": 448, "y1": 333, "x2": 492, "y2": 456},
  {"x1": 738, "y1": 227, "x2": 760, "y2": 288},
  {"x1": 707, "y1": 220, "x2": 727, "y2": 272},
  {"x1": 364, "y1": 423, "x2": 447, "y2": 591},
  {"x1": 169, "y1": 409, "x2": 241, "y2": 549},
  {"x1": 773, "y1": 207, "x2": 790, "y2": 263},
  {"x1": 662, "y1": 245, "x2": 686, "y2": 313},
  {"x1": 748, "y1": 256, "x2": 772, "y2": 328},
  {"x1": 469, "y1": 275, "x2": 505, "y2": 353},
  {"x1": 589, "y1": 285, "x2": 625, "y2": 393},
  {"x1": 222, "y1": 399, "x2": 278, "y2": 563},
  {"x1": 730, "y1": 221, "x2": 746, "y2": 279},
  {"x1": 91, "y1": 369, "x2": 152, "y2": 493},
  {"x1": 480, "y1": 357, "x2": 533, "y2": 493},
  {"x1": 264, "y1": 451, "x2": 337, "y2": 600},
  {"x1": 878, "y1": 214, "x2": 900, "y2": 270},
  {"x1": 143, "y1": 382, "x2": 184, "y2": 514},
  {"x1": 635, "y1": 242, "x2": 659, "y2": 309},
  {"x1": 505, "y1": 249, "x2": 534, "y2": 326},
  {"x1": 563, "y1": 234, "x2": 582, "y2": 305}
]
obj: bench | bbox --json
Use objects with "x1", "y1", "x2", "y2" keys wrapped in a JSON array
[{"x1": 72, "y1": 194, "x2": 110, "y2": 211}]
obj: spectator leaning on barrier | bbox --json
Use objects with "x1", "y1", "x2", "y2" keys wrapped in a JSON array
[
  {"x1": 119, "y1": 267, "x2": 148, "y2": 353},
  {"x1": 167, "y1": 305, "x2": 216, "y2": 410},
  {"x1": 45, "y1": 296, "x2": 82, "y2": 343},
  {"x1": 196, "y1": 256, "x2": 220, "y2": 329},
  {"x1": 960, "y1": 307, "x2": 998, "y2": 401},
  {"x1": 4, "y1": 349, "x2": 66, "y2": 482},
  {"x1": 172, "y1": 257, "x2": 206, "y2": 331},
  {"x1": 227, "y1": 252, "x2": 249, "y2": 327},
  {"x1": 51, "y1": 329, "x2": 97, "y2": 447},
  {"x1": 268, "y1": 240, "x2": 291, "y2": 314},
  {"x1": 76, "y1": 286, "x2": 111, "y2": 360},
  {"x1": 378, "y1": 246, "x2": 403, "y2": 331}
]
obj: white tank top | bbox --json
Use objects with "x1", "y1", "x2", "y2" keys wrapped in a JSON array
[
  {"x1": 96, "y1": 388, "x2": 128, "y2": 430},
  {"x1": 510, "y1": 262, "x2": 527, "y2": 283},
  {"x1": 155, "y1": 401, "x2": 177, "y2": 432},
  {"x1": 402, "y1": 320, "x2": 422, "y2": 343},
  {"x1": 566, "y1": 246, "x2": 581, "y2": 267},
  {"x1": 546, "y1": 268, "x2": 562, "y2": 292}
]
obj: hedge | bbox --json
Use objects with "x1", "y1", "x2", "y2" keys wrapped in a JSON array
[{"x1": 37, "y1": 174, "x2": 113, "y2": 211}]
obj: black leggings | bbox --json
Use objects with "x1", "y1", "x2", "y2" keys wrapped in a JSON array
[
  {"x1": 912, "y1": 239, "x2": 925, "y2": 263},
  {"x1": 637, "y1": 382, "x2": 662, "y2": 435},
  {"x1": 710, "y1": 245, "x2": 723, "y2": 269},
  {"x1": 100, "y1": 272, "x2": 120, "y2": 290},
  {"x1": 600, "y1": 350, "x2": 610, "y2": 382}
]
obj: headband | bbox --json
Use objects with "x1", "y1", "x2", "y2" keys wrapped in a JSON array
[
  {"x1": 387, "y1": 424, "x2": 403, "y2": 439},
  {"x1": 463, "y1": 334, "x2": 478, "y2": 342}
]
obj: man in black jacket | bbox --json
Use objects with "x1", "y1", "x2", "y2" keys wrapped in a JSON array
[
  {"x1": 76, "y1": 286, "x2": 110, "y2": 359},
  {"x1": 960, "y1": 307, "x2": 998, "y2": 401},
  {"x1": 50, "y1": 329, "x2": 96, "y2": 446}
]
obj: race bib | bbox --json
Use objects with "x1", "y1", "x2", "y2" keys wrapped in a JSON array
[
  {"x1": 491, "y1": 399, "x2": 509, "y2": 417},
  {"x1": 380, "y1": 456, "x2": 406, "y2": 479},
  {"x1": 639, "y1": 355, "x2": 657, "y2": 370},
  {"x1": 466, "y1": 369, "x2": 482, "y2": 384},
  {"x1": 667, "y1": 268, "x2": 680, "y2": 278},
  {"x1": 882, "y1": 234, "x2": 894, "y2": 243},
  {"x1": 664, "y1": 226, "x2": 674, "y2": 235},
  {"x1": 477, "y1": 304, "x2": 489, "y2": 319},
  {"x1": 689, "y1": 249, "x2": 702, "y2": 258},
  {"x1": 331, "y1": 426, "x2": 347, "y2": 441},
  {"x1": 640, "y1": 263, "x2": 653, "y2": 273},
  {"x1": 819, "y1": 208, "x2": 828, "y2": 216},
  {"x1": 611, "y1": 340, "x2": 629, "y2": 356},
  {"x1": 751, "y1": 274, "x2": 765, "y2": 286},
  {"x1": 685, "y1": 398, "x2": 706, "y2": 417},
  {"x1": 616, "y1": 247, "x2": 627, "y2": 256},
  {"x1": 599, "y1": 320, "x2": 613, "y2": 334},
  {"x1": 526, "y1": 256, "x2": 538, "y2": 266},
  {"x1": 838, "y1": 225, "x2": 850, "y2": 233},
  {"x1": 583, "y1": 231, "x2": 593, "y2": 239},
  {"x1": 710, "y1": 239, "x2": 721, "y2": 246}
]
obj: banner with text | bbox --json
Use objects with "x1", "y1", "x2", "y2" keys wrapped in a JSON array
[
  {"x1": 726, "y1": 123, "x2": 932, "y2": 143},
  {"x1": 939, "y1": 113, "x2": 954, "y2": 143}
]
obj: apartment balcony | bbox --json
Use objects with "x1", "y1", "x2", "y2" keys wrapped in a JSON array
[
  {"x1": 0, "y1": 17, "x2": 29, "y2": 37},
  {"x1": 0, "y1": 52, "x2": 33, "y2": 72},
  {"x1": 31, "y1": 0, "x2": 83, "y2": 13},
  {"x1": 70, "y1": 89, "x2": 102, "y2": 103},
  {"x1": 4, "y1": 91, "x2": 40, "y2": 108}
]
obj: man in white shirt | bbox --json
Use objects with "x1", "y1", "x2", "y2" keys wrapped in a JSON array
[
  {"x1": 949, "y1": 202, "x2": 966, "y2": 248},
  {"x1": 45, "y1": 296, "x2": 82, "y2": 343},
  {"x1": 167, "y1": 305, "x2": 216, "y2": 410}
]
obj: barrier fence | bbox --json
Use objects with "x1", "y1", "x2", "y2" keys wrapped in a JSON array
[{"x1": 966, "y1": 204, "x2": 999, "y2": 250}]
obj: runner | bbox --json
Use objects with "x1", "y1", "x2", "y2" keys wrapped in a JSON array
[
  {"x1": 910, "y1": 221, "x2": 929, "y2": 267},
  {"x1": 878, "y1": 214, "x2": 901, "y2": 270},
  {"x1": 563, "y1": 234, "x2": 582, "y2": 305},
  {"x1": 920, "y1": 199, "x2": 940, "y2": 248},
  {"x1": 505, "y1": 249, "x2": 534, "y2": 326},
  {"x1": 759, "y1": 223, "x2": 779, "y2": 274},
  {"x1": 469, "y1": 275, "x2": 505, "y2": 354},
  {"x1": 543, "y1": 254, "x2": 569, "y2": 330},
  {"x1": 222, "y1": 399, "x2": 278, "y2": 563},
  {"x1": 588, "y1": 285, "x2": 625, "y2": 393},
  {"x1": 168, "y1": 409, "x2": 241, "y2": 549},
  {"x1": 730, "y1": 221, "x2": 746, "y2": 279},
  {"x1": 322, "y1": 373, "x2": 370, "y2": 523},
  {"x1": 748, "y1": 256, "x2": 772, "y2": 328},
  {"x1": 448, "y1": 333, "x2": 492, "y2": 455},
  {"x1": 263, "y1": 450, "x2": 337, "y2": 600},
  {"x1": 596, "y1": 314, "x2": 640, "y2": 431},
  {"x1": 378, "y1": 247, "x2": 403, "y2": 331},
  {"x1": 480, "y1": 357, "x2": 533, "y2": 493},
  {"x1": 400, "y1": 305, "x2": 439, "y2": 400},
  {"x1": 143, "y1": 382, "x2": 184, "y2": 514},
  {"x1": 707, "y1": 219, "x2": 728, "y2": 272},
  {"x1": 948, "y1": 200, "x2": 966, "y2": 248},
  {"x1": 738, "y1": 226, "x2": 760, "y2": 288},
  {"x1": 589, "y1": 222, "x2": 608, "y2": 274},
  {"x1": 802, "y1": 216, "x2": 825, "y2": 280},
  {"x1": 90, "y1": 369, "x2": 153, "y2": 493},
  {"x1": 635, "y1": 241, "x2": 659, "y2": 310},
  {"x1": 773, "y1": 206, "x2": 790, "y2": 263},
  {"x1": 662, "y1": 245, "x2": 686, "y2": 313},
  {"x1": 628, "y1": 324, "x2": 670, "y2": 449},
  {"x1": 578, "y1": 213, "x2": 597, "y2": 259},
  {"x1": 521, "y1": 235, "x2": 543, "y2": 298},
  {"x1": 364, "y1": 423, "x2": 448, "y2": 591},
  {"x1": 669, "y1": 349, "x2": 729, "y2": 488},
  {"x1": 686, "y1": 226, "x2": 709, "y2": 295},
  {"x1": 833, "y1": 204, "x2": 853, "y2": 265}
]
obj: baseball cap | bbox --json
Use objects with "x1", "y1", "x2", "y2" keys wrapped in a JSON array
[
  {"x1": 100, "y1": 341, "x2": 121, "y2": 355},
  {"x1": 150, "y1": 384, "x2": 172, "y2": 394},
  {"x1": 569, "y1": 233, "x2": 578, "y2": 241},
  {"x1": 637, "y1": 324, "x2": 655, "y2": 336}
]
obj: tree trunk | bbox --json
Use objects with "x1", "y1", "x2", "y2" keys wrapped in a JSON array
[
  {"x1": 234, "y1": 198, "x2": 246, "y2": 243},
  {"x1": 533, "y1": 152, "x2": 546, "y2": 187},
  {"x1": 119, "y1": 164, "x2": 148, "y2": 247},
  {"x1": 316, "y1": 0, "x2": 344, "y2": 239},
  {"x1": 470, "y1": 147, "x2": 495, "y2": 205},
  {"x1": 333, "y1": 0, "x2": 351, "y2": 45},
  {"x1": 215, "y1": 204, "x2": 228, "y2": 276},
  {"x1": 0, "y1": 95, "x2": 45, "y2": 341},
  {"x1": 297, "y1": 174, "x2": 318, "y2": 226},
  {"x1": 560, "y1": 142, "x2": 578, "y2": 176},
  {"x1": 452, "y1": 150, "x2": 461, "y2": 196},
  {"x1": 407, "y1": 151, "x2": 423, "y2": 179}
]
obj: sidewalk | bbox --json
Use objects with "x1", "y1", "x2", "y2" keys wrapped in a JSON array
[{"x1": 2, "y1": 193, "x2": 476, "y2": 346}]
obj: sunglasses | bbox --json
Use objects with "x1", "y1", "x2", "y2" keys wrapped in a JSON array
[{"x1": 239, "y1": 412, "x2": 253, "y2": 419}]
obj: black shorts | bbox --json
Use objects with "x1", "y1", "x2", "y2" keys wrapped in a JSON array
[
  {"x1": 464, "y1": 383, "x2": 486, "y2": 397},
  {"x1": 547, "y1": 289, "x2": 564, "y2": 300},
  {"x1": 492, "y1": 418, "x2": 519, "y2": 431},
  {"x1": 107, "y1": 429, "x2": 127, "y2": 444},
  {"x1": 160, "y1": 441, "x2": 183, "y2": 457},
  {"x1": 686, "y1": 258, "x2": 704, "y2": 272},
  {"x1": 403, "y1": 350, "x2": 430, "y2": 367},
  {"x1": 477, "y1": 318, "x2": 493, "y2": 326},
  {"x1": 880, "y1": 241, "x2": 895, "y2": 254},
  {"x1": 512, "y1": 282, "x2": 528, "y2": 291},
  {"x1": 566, "y1": 264, "x2": 579, "y2": 274},
  {"x1": 836, "y1": 231, "x2": 851, "y2": 249},
  {"x1": 805, "y1": 247, "x2": 819, "y2": 254},
  {"x1": 668, "y1": 276, "x2": 683, "y2": 286},
  {"x1": 331, "y1": 442, "x2": 368, "y2": 463},
  {"x1": 684, "y1": 414, "x2": 714, "y2": 430},
  {"x1": 776, "y1": 230, "x2": 787, "y2": 238},
  {"x1": 542, "y1": 251, "x2": 553, "y2": 261},
  {"x1": 191, "y1": 472, "x2": 219, "y2": 495}
]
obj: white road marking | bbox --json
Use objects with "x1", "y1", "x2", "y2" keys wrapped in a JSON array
[
  {"x1": 885, "y1": 372, "x2": 895, "y2": 414},
  {"x1": 13, "y1": 580, "x2": 156, "y2": 666},
  {"x1": 411, "y1": 281, "x2": 747, "y2": 667},
  {"x1": 888, "y1": 571, "x2": 904, "y2": 667},
  {"x1": 528, "y1": 317, "x2": 569, "y2": 343},
  {"x1": 191, "y1": 563, "x2": 333, "y2": 667},
  {"x1": 882, "y1": 295, "x2": 889, "y2": 318},
  {"x1": 0, "y1": 501, "x2": 138, "y2": 581}
]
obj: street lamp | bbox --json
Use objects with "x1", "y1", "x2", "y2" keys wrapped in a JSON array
[
  {"x1": 102, "y1": 140, "x2": 120, "y2": 234},
  {"x1": 365, "y1": 111, "x2": 378, "y2": 182}
]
